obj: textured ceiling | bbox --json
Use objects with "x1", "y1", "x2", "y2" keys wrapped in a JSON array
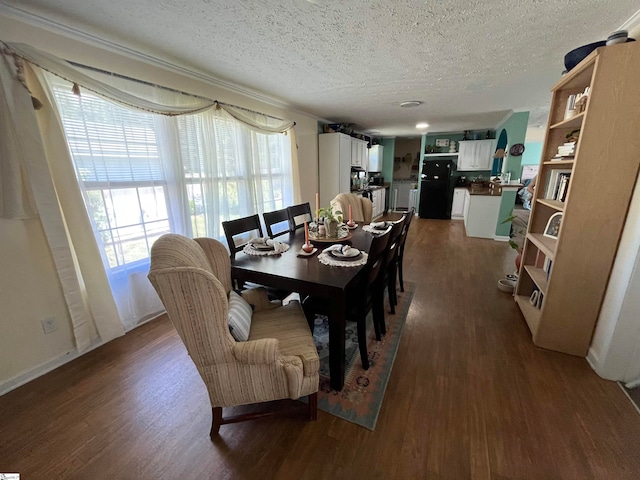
[{"x1": 2, "y1": 0, "x2": 639, "y2": 137}]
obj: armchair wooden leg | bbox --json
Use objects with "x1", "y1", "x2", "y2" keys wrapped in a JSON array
[
  {"x1": 210, "y1": 407, "x2": 223, "y2": 437},
  {"x1": 308, "y1": 392, "x2": 318, "y2": 421}
]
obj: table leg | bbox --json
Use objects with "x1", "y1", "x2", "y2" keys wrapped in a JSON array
[{"x1": 328, "y1": 293, "x2": 346, "y2": 391}]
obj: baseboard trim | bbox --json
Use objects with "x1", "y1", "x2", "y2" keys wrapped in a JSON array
[
  {"x1": 586, "y1": 347, "x2": 599, "y2": 371},
  {"x1": 494, "y1": 235, "x2": 510, "y2": 242},
  {"x1": 618, "y1": 381, "x2": 640, "y2": 416},
  {"x1": 0, "y1": 338, "x2": 103, "y2": 396}
]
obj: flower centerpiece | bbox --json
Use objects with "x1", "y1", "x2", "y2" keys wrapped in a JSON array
[{"x1": 318, "y1": 204, "x2": 343, "y2": 238}]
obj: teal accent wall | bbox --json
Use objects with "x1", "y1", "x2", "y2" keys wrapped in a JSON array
[
  {"x1": 493, "y1": 112, "x2": 530, "y2": 237},
  {"x1": 521, "y1": 141, "x2": 543, "y2": 166}
]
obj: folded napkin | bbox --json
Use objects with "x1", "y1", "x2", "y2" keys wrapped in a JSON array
[
  {"x1": 248, "y1": 236, "x2": 271, "y2": 245},
  {"x1": 248, "y1": 237, "x2": 288, "y2": 253},
  {"x1": 324, "y1": 244, "x2": 358, "y2": 256},
  {"x1": 370, "y1": 221, "x2": 387, "y2": 228}
]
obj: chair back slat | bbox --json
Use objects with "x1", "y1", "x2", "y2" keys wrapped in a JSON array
[
  {"x1": 221, "y1": 214, "x2": 264, "y2": 258},
  {"x1": 287, "y1": 203, "x2": 313, "y2": 231},
  {"x1": 263, "y1": 208, "x2": 291, "y2": 238}
]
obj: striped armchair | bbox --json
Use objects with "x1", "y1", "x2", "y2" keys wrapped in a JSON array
[{"x1": 148, "y1": 234, "x2": 319, "y2": 436}]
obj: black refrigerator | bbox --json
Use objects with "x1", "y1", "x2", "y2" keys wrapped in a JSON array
[{"x1": 419, "y1": 160, "x2": 454, "y2": 219}]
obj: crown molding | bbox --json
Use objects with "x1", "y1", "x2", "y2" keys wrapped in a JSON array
[
  {"x1": 0, "y1": 2, "x2": 317, "y2": 117},
  {"x1": 619, "y1": 8, "x2": 640, "y2": 37}
]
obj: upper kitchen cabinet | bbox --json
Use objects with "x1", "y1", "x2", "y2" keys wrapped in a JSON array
[
  {"x1": 351, "y1": 137, "x2": 368, "y2": 168},
  {"x1": 319, "y1": 133, "x2": 353, "y2": 204},
  {"x1": 457, "y1": 139, "x2": 497, "y2": 171},
  {"x1": 368, "y1": 144, "x2": 384, "y2": 173}
]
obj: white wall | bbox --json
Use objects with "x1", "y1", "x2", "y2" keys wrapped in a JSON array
[
  {"x1": 0, "y1": 13, "x2": 320, "y2": 392},
  {"x1": 589, "y1": 174, "x2": 640, "y2": 384}
]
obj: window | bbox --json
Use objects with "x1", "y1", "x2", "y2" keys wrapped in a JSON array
[
  {"x1": 48, "y1": 74, "x2": 294, "y2": 328},
  {"x1": 52, "y1": 81, "x2": 172, "y2": 271}
]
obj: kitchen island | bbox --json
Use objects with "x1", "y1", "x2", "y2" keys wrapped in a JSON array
[{"x1": 462, "y1": 184, "x2": 502, "y2": 239}]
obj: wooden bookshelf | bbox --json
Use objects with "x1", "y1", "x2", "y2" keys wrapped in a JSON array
[{"x1": 514, "y1": 42, "x2": 640, "y2": 356}]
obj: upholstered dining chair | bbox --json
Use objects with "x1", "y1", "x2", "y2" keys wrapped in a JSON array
[
  {"x1": 396, "y1": 207, "x2": 415, "y2": 293},
  {"x1": 263, "y1": 208, "x2": 291, "y2": 238},
  {"x1": 330, "y1": 193, "x2": 373, "y2": 224},
  {"x1": 222, "y1": 214, "x2": 264, "y2": 259},
  {"x1": 302, "y1": 230, "x2": 390, "y2": 370},
  {"x1": 148, "y1": 234, "x2": 319, "y2": 436},
  {"x1": 287, "y1": 202, "x2": 313, "y2": 232}
]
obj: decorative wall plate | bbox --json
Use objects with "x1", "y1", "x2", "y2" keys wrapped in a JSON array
[{"x1": 510, "y1": 143, "x2": 525, "y2": 156}]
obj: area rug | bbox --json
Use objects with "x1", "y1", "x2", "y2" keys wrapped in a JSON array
[{"x1": 312, "y1": 281, "x2": 414, "y2": 430}]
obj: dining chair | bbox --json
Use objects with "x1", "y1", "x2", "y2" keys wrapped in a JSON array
[
  {"x1": 148, "y1": 234, "x2": 319, "y2": 436},
  {"x1": 396, "y1": 207, "x2": 415, "y2": 293},
  {"x1": 263, "y1": 208, "x2": 291, "y2": 238},
  {"x1": 222, "y1": 213, "x2": 291, "y2": 300},
  {"x1": 222, "y1": 214, "x2": 264, "y2": 259},
  {"x1": 381, "y1": 216, "x2": 406, "y2": 318},
  {"x1": 302, "y1": 230, "x2": 390, "y2": 370},
  {"x1": 287, "y1": 202, "x2": 313, "y2": 232}
]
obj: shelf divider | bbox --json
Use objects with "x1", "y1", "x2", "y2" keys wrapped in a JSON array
[
  {"x1": 527, "y1": 233, "x2": 557, "y2": 259},
  {"x1": 550, "y1": 113, "x2": 585, "y2": 130},
  {"x1": 515, "y1": 294, "x2": 541, "y2": 335},
  {"x1": 536, "y1": 199, "x2": 565, "y2": 212},
  {"x1": 524, "y1": 265, "x2": 549, "y2": 294}
]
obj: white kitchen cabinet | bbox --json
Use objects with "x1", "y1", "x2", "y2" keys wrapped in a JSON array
[
  {"x1": 393, "y1": 180, "x2": 414, "y2": 210},
  {"x1": 368, "y1": 144, "x2": 384, "y2": 173},
  {"x1": 371, "y1": 187, "x2": 386, "y2": 219},
  {"x1": 463, "y1": 193, "x2": 501, "y2": 239},
  {"x1": 463, "y1": 189, "x2": 471, "y2": 229},
  {"x1": 451, "y1": 187, "x2": 467, "y2": 218},
  {"x1": 350, "y1": 138, "x2": 368, "y2": 168},
  {"x1": 457, "y1": 139, "x2": 497, "y2": 171},
  {"x1": 319, "y1": 133, "x2": 352, "y2": 205}
]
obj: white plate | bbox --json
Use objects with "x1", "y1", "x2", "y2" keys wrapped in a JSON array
[{"x1": 297, "y1": 247, "x2": 318, "y2": 257}]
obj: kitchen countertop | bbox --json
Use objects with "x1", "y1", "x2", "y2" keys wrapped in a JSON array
[
  {"x1": 349, "y1": 185, "x2": 386, "y2": 195},
  {"x1": 459, "y1": 184, "x2": 503, "y2": 196}
]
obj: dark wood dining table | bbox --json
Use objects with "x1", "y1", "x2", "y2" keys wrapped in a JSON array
[{"x1": 231, "y1": 227, "x2": 374, "y2": 391}]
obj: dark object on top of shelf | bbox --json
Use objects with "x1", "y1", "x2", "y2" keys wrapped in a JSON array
[
  {"x1": 564, "y1": 38, "x2": 636, "y2": 72},
  {"x1": 564, "y1": 41, "x2": 606, "y2": 72}
]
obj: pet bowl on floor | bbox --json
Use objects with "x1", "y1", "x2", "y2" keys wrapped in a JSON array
[{"x1": 497, "y1": 278, "x2": 516, "y2": 293}]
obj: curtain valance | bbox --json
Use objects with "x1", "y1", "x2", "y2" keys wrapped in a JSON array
[{"x1": 2, "y1": 41, "x2": 295, "y2": 132}]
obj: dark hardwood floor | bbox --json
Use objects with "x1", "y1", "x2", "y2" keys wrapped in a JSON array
[{"x1": 2, "y1": 219, "x2": 640, "y2": 479}]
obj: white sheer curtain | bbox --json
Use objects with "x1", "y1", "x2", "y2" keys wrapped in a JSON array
[{"x1": 1, "y1": 40, "x2": 299, "y2": 338}]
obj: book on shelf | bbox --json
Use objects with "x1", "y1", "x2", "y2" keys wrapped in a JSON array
[
  {"x1": 544, "y1": 169, "x2": 572, "y2": 200},
  {"x1": 543, "y1": 258, "x2": 553, "y2": 280},
  {"x1": 557, "y1": 175, "x2": 571, "y2": 202}
]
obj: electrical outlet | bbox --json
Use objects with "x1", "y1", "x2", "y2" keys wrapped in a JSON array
[{"x1": 41, "y1": 317, "x2": 58, "y2": 334}]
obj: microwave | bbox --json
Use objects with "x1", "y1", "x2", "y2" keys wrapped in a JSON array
[{"x1": 370, "y1": 176, "x2": 384, "y2": 186}]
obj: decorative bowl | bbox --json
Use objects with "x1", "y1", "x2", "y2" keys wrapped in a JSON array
[{"x1": 497, "y1": 278, "x2": 516, "y2": 293}]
